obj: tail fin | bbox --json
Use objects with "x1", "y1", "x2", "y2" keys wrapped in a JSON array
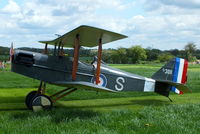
[{"x1": 152, "y1": 58, "x2": 188, "y2": 95}]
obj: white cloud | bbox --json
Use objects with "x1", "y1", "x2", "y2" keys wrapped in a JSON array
[
  {"x1": 0, "y1": 0, "x2": 130, "y2": 48},
  {"x1": 123, "y1": 0, "x2": 200, "y2": 49},
  {"x1": 0, "y1": 0, "x2": 200, "y2": 50},
  {"x1": 2, "y1": 0, "x2": 20, "y2": 13},
  {"x1": 144, "y1": 0, "x2": 200, "y2": 14}
]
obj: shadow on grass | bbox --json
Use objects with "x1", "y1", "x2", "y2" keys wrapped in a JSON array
[
  {"x1": 0, "y1": 96, "x2": 25, "y2": 103},
  {"x1": 130, "y1": 99, "x2": 172, "y2": 106},
  {"x1": 0, "y1": 97, "x2": 99, "y2": 123},
  {"x1": 0, "y1": 96, "x2": 172, "y2": 112},
  {"x1": 11, "y1": 108, "x2": 100, "y2": 123},
  {"x1": 0, "y1": 95, "x2": 171, "y2": 123},
  {"x1": 0, "y1": 108, "x2": 27, "y2": 112},
  {"x1": 56, "y1": 98, "x2": 171, "y2": 110},
  {"x1": 0, "y1": 96, "x2": 27, "y2": 111}
]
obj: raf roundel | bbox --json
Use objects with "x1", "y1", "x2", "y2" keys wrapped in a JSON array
[{"x1": 91, "y1": 74, "x2": 107, "y2": 87}]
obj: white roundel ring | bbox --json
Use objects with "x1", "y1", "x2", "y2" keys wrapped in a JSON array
[{"x1": 91, "y1": 74, "x2": 107, "y2": 87}]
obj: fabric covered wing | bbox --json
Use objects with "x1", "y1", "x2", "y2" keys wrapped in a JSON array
[
  {"x1": 39, "y1": 25, "x2": 127, "y2": 48},
  {"x1": 53, "y1": 81, "x2": 117, "y2": 93}
]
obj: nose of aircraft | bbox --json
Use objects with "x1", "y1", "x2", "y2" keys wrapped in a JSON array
[{"x1": 13, "y1": 50, "x2": 35, "y2": 66}]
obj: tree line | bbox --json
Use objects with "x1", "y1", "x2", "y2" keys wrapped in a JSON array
[
  {"x1": 0, "y1": 43, "x2": 199, "y2": 63},
  {"x1": 100, "y1": 43, "x2": 199, "y2": 63}
]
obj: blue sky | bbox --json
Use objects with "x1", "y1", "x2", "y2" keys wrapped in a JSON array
[{"x1": 0, "y1": 0, "x2": 200, "y2": 50}]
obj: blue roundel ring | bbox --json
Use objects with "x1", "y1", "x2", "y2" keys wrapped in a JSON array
[{"x1": 91, "y1": 74, "x2": 107, "y2": 87}]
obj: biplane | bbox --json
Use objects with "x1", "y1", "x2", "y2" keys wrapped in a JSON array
[{"x1": 10, "y1": 25, "x2": 189, "y2": 111}]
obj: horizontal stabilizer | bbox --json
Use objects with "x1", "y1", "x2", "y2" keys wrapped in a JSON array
[
  {"x1": 157, "y1": 80, "x2": 190, "y2": 93},
  {"x1": 53, "y1": 81, "x2": 117, "y2": 93}
]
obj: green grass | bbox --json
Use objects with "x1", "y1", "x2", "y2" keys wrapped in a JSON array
[
  {"x1": 1, "y1": 104, "x2": 200, "y2": 133},
  {"x1": 0, "y1": 63, "x2": 200, "y2": 133}
]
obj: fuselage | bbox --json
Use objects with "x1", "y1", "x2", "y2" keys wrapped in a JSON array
[{"x1": 12, "y1": 50, "x2": 155, "y2": 92}]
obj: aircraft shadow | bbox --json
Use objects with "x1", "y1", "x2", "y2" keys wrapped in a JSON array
[
  {"x1": 130, "y1": 99, "x2": 172, "y2": 106},
  {"x1": 11, "y1": 108, "x2": 100, "y2": 123},
  {"x1": 1, "y1": 97, "x2": 171, "y2": 122},
  {"x1": 0, "y1": 96, "x2": 25, "y2": 103},
  {"x1": 0, "y1": 108, "x2": 27, "y2": 111},
  {"x1": 0, "y1": 96, "x2": 172, "y2": 112},
  {"x1": 0, "y1": 96, "x2": 26, "y2": 111},
  {"x1": 0, "y1": 96, "x2": 100, "y2": 122},
  {"x1": 57, "y1": 99, "x2": 171, "y2": 109}
]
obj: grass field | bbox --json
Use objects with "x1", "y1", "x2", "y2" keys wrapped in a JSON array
[{"x1": 0, "y1": 63, "x2": 200, "y2": 134}]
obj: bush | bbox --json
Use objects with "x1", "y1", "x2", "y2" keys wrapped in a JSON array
[{"x1": 158, "y1": 53, "x2": 174, "y2": 62}]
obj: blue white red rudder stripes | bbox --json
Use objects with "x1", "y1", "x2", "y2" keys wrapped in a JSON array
[{"x1": 171, "y1": 58, "x2": 188, "y2": 94}]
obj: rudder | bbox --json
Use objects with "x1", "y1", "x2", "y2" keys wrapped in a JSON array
[{"x1": 152, "y1": 57, "x2": 188, "y2": 94}]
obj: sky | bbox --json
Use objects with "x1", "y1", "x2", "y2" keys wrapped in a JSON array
[{"x1": 0, "y1": 0, "x2": 200, "y2": 50}]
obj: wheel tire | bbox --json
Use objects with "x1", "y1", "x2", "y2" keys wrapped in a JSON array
[
  {"x1": 25, "y1": 91, "x2": 38, "y2": 110},
  {"x1": 30, "y1": 95, "x2": 53, "y2": 112}
]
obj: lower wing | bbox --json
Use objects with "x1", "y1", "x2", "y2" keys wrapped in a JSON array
[{"x1": 53, "y1": 81, "x2": 117, "y2": 93}]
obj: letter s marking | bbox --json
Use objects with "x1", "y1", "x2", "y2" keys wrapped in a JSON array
[{"x1": 115, "y1": 77, "x2": 125, "y2": 91}]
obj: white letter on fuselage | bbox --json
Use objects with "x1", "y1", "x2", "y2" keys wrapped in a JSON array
[{"x1": 115, "y1": 77, "x2": 125, "y2": 91}]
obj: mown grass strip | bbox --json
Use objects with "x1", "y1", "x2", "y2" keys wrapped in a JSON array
[
  {"x1": 1, "y1": 104, "x2": 200, "y2": 134},
  {"x1": 0, "y1": 87, "x2": 200, "y2": 113}
]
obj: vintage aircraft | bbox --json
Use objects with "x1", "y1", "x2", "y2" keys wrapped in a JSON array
[{"x1": 10, "y1": 25, "x2": 189, "y2": 111}]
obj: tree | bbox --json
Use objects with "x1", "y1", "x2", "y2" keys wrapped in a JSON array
[
  {"x1": 194, "y1": 49, "x2": 200, "y2": 59},
  {"x1": 168, "y1": 49, "x2": 179, "y2": 57},
  {"x1": 102, "y1": 49, "x2": 112, "y2": 63},
  {"x1": 146, "y1": 48, "x2": 161, "y2": 61},
  {"x1": 158, "y1": 53, "x2": 174, "y2": 62},
  {"x1": 110, "y1": 50, "x2": 120, "y2": 64},
  {"x1": 184, "y1": 42, "x2": 197, "y2": 61},
  {"x1": 116, "y1": 47, "x2": 128, "y2": 64},
  {"x1": 127, "y1": 45, "x2": 147, "y2": 63}
]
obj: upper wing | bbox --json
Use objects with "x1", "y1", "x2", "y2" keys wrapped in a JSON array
[
  {"x1": 39, "y1": 25, "x2": 127, "y2": 48},
  {"x1": 53, "y1": 81, "x2": 117, "y2": 93}
]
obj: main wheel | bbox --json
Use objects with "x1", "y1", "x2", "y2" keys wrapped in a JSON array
[
  {"x1": 25, "y1": 91, "x2": 38, "y2": 110},
  {"x1": 30, "y1": 95, "x2": 53, "y2": 112}
]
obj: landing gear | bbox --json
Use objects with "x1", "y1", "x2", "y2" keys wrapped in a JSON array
[
  {"x1": 31, "y1": 95, "x2": 53, "y2": 112},
  {"x1": 25, "y1": 91, "x2": 38, "y2": 110},
  {"x1": 25, "y1": 81, "x2": 49, "y2": 111},
  {"x1": 24, "y1": 83, "x2": 77, "y2": 111}
]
